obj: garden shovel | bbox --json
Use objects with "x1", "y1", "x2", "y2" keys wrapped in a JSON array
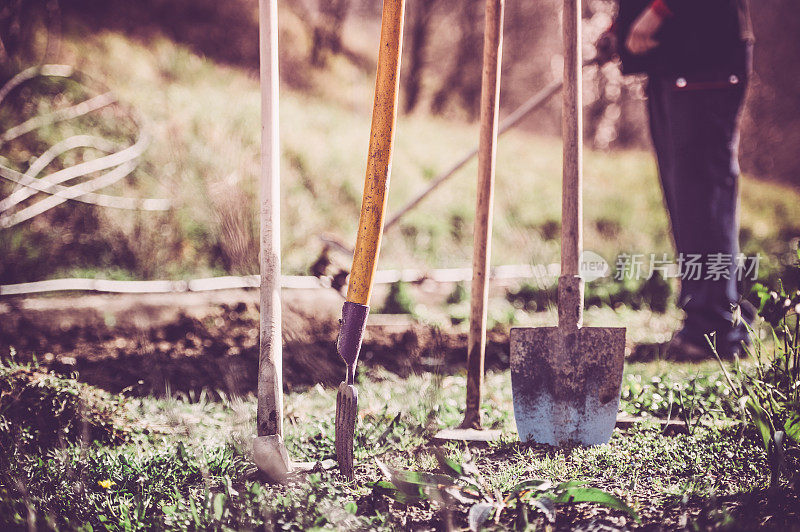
[
  {"x1": 509, "y1": 0, "x2": 625, "y2": 447},
  {"x1": 434, "y1": 0, "x2": 504, "y2": 444},
  {"x1": 335, "y1": 0, "x2": 405, "y2": 479},
  {"x1": 251, "y1": 0, "x2": 337, "y2": 481},
  {"x1": 252, "y1": 0, "x2": 291, "y2": 481}
]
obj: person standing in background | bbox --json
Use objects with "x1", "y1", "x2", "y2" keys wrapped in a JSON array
[{"x1": 597, "y1": 0, "x2": 755, "y2": 359}]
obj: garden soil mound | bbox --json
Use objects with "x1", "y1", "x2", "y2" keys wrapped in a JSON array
[{"x1": 0, "y1": 290, "x2": 508, "y2": 398}]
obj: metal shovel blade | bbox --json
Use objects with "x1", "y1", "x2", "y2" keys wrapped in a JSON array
[
  {"x1": 510, "y1": 326, "x2": 625, "y2": 446},
  {"x1": 252, "y1": 434, "x2": 290, "y2": 482},
  {"x1": 335, "y1": 382, "x2": 358, "y2": 479}
]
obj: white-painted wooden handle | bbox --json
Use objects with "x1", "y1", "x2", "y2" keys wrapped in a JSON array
[{"x1": 257, "y1": 0, "x2": 283, "y2": 439}]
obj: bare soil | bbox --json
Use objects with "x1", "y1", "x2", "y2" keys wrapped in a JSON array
[{"x1": 0, "y1": 289, "x2": 510, "y2": 398}]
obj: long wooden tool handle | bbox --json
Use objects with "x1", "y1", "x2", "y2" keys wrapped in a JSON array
[
  {"x1": 256, "y1": 0, "x2": 282, "y2": 439},
  {"x1": 558, "y1": 0, "x2": 585, "y2": 330},
  {"x1": 561, "y1": 0, "x2": 582, "y2": 278},
  {"x1": 464, "y1": 0, "x2": 505, "y2": 429},
  {"x1": 346, "y1": 0, "x2": 406, "y2": 306}
]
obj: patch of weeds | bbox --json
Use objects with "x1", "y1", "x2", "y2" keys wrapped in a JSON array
[
  {"x1": 372, "y1": 450, "x2": 639, "y2": 530},
  {"x1": 0, "y1": 436, "x2": 257, "y2": 530},
  {"x1": 380, "y1": 281, "x2": 417, "y2": 315},
  {"x1": 261, "y1": 472, "x2": 379, "y2": 530},
  {"x1": 446, "y1": 281, "x2": 469, "y2": 305},
  {"x1": 620, "y1": 371, "x2": 738, "y2": 427},
  {"x1": 569, "y1": 424, "x2": 768, "y2": 494},
  {"x1": 712, "y1": 278, "x2": 800, "y2": 488},
  {"x1": 0, "y1": 351, "x2": 130, "y2": 451}
]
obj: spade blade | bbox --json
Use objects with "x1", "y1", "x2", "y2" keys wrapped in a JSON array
[
  {"x1": 335, "y1": 382, "x2": 358, "y2": 479},
  {"x1": 510, "y1": 326, "x2": 625, "y2": 446}
]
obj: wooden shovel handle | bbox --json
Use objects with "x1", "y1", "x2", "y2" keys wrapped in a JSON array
[
  {"x1": 346, "y1": 0, "x2": 406, "y2": 306},
  {"x1": 464, "y1": 0, "x2": 505, "y2": 429},
  {"x1": 561, "y1": 0, "x2": 582, "y2": 278},
  {"x1": 257, "y1": 0, "x2": 283, "y2": 439}
]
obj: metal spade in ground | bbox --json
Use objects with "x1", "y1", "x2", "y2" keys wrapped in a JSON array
[
  {"x1": 511, "y1": 277, "x2": 625, "y2": 445},
  {"x1": 510, "y1": 0, "x2": 625, "y2": 447}
]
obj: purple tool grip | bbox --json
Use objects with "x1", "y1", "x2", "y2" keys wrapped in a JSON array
[{"x1": 336, "y1": 301, "x2": 369, "y2": 372}]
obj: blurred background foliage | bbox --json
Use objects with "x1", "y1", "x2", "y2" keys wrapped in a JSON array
[
  {"x1": 21, "y1": 0, "x2": 796, "y2": 177},
  {"x1": 1, "y1": 0, "x2": 798, "y2": 303}
]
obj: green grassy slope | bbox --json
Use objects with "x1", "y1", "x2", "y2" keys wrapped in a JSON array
[
  {"x1": 2, "y1": 29, "x2": 799, "y2": 284},
  {"x1": 3, "y1": 356, "x2": 794, "y2": 530}
]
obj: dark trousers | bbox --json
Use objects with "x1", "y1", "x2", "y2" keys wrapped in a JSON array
[{"x1": 646, "y1": 74, "x2": 750, "y2": 353}]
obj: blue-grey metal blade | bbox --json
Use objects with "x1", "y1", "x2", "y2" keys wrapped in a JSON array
[{"x1": 510, "y1": 326, "x2": 625, "y2": 446}]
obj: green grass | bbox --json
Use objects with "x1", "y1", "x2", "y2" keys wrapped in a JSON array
[
  {"x1": 2, "y1": 29, "x2": 799, "y2": 287},
  {"x1": 2, "y1": 352, "x2": 796, "y2": 530}
]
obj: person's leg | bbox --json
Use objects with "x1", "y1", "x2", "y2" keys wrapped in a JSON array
[
  {"x1": 660, "y1": 79, "x2": 749, "y2": 356},
  {"x1": 646, "y1": 76, "x2": 683, "y2": 251}
]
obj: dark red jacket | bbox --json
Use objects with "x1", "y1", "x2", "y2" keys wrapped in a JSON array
[{"x1": 615, "y1": 0, "x2": 753, "y2": 79}]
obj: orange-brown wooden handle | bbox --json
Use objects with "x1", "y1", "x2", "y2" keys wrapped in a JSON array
[{"x1": 346, "y1": 0, "x2": 406, "y2": 306}]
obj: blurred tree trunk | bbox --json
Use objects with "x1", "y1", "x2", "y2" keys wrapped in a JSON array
[
  {"x1": 0, "y1": 0, "x2": 60, "y2": 78},
  {"x1": 741, "y1": 0, "x2": 800, "y2": 185},
  {"x1": 310, "y1": 0, "x2": 351, "y2": 67},
  {"x1": 430, "y1": 0, "x2": 483, "y2": 119},
  {"x1": 403, "y1": 0, "x2": 439, "y2": 113}
]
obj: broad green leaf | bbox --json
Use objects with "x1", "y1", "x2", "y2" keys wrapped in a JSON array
[
  {"x1": 376, "y1": 459, "x2": 455, "y2": 487},
  {"x1": 552, "y1": 487, "x2": 640, "y2": 523},
  {"x1": 555, "y1": 480, "x2": 586, "y2": 490},
  {"x1": 367, "y1": 480, "x2": 397, "y2": 490},
  {"x1": 744, "y1": 396, "x2": 773, "y2": 449},
  {"x1": 213, "y1": 493, "x2": 225, "y2": 521},
  {"x1": 374, "y1": 459, "x2": 479, "y2": 506},
  {"x1": 375, "y1": 486, "x2": 423, "y2": 505},
  {"x1": 752, "y1": 283, "x2": 769, "y2": 312},
  {"x1": 188, "y1": 494, "x2": 200, "y2": 527},
  {"x1": 375, "y1": 458, "x2": 457, "y2": 499},
  {"x1": 433, "y1": 448, "x2": 464, "y2": 477},
  {"x1": 508, "y1": 479, "x2": 552, "y2": 494},
  {"x1": 784, "y1": 414, "x2": 800, "y2": 444},
  {"x1": 176, "y1": 441, "x2": 190, "y2": 463}
]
